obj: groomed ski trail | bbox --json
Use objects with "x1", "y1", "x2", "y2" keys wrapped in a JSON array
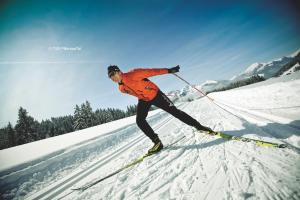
[
  {"x1": 23, "y1": 105, "x2": 187, "y2": 200},
  {"x1": 57, "y1": 98, "x2": 299, "y2": 200},
  {"x1": 2, "y1": 74, "x2": 300, "y2": 200}
]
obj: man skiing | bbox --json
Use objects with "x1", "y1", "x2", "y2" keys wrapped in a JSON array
[{"x1": 108, "y1": 65, "x2": 213, "y2": 154}]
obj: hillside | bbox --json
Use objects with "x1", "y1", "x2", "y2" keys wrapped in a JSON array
[{"x1": 0, "y1": 72, "x2": 299, "y2": 200}]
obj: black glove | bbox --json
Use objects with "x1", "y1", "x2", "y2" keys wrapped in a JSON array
[{"x1": 168, "y1": 65, "x2": 180, "y2": 73}]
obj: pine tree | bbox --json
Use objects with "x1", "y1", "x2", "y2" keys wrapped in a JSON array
[
  {"x1": 51, "y1": 115, "x2": 74, "y2": 135},
  {"x1": 102, "y1": 109, "x2": 113, "y2": 123},
  {"x1": 0, "y1": 127, "x2": 9, "y2": 149},
  {"x1": 73, "y1": 101, "x2": 96, "y2": 130},
  {"x1": 126, "y1": 105, "x2": 137, "y2": 116},
  {"x1": 14, "y1": 107, "x2": 37, "y2": 145},
  {"x1": 38, "y1": 120, "x2": 53, "y2": 139},
  {"x1": 63, "y1": 115, "x2": 75, "y2": 133},
  {"x1": 81, "y1": 101, "x2": 96, "y2": 128},
  {"x1": 7, "y1": 122, "x2": 15, "y2": 147},
  {"x1": 74, "y1": 104, "x2": 85, "y2": 130}
]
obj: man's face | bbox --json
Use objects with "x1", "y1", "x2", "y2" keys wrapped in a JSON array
[{"x1": 109, "y1": 71, "x2": 122, "y2": 83}]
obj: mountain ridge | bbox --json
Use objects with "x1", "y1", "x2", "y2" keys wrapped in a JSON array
[{"x1": 168, "y1": 49, "x2": 300, "y2": 100}]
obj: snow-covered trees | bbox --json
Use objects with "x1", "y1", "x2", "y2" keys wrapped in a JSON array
[
  {"x1": 74, "y1": 101, "x2": 97, "y2": 130},
  {"x1": 74, "y1": 101, "x2": 137, "y2": 131},
  {"x1": 0, "y1": 102, "x2": 138, "y2": 149},
  {"x1": 14, "y1": 107, "x2": 39, "y2": 145},
  {"x1": 7, "y1": 122, "x2": 15, "y2": 146}
]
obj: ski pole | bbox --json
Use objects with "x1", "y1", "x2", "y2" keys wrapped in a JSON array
[
  {"x1": 173, "y1": 73, "x2": 247, "y2": 119},
  {"x1": 173, "y1": 73, "x2": 214, "y2": 101}
]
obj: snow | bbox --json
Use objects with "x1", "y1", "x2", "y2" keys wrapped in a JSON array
[
  {"x1": 209, "y1": 71, "x2": 300, "y2": 148},
  {"x1": 1, "y1": 72, "x2": 300, "y2": 200},
  {"x1": 203, "y1": 80, "x2": 218, "y2": 84},
  {"x1": 231, "y1": 50, "x2": 299, "y2": 82},
  {"x1": 198, "y1": 49, "x2": 300, "y2": 93},
  {"x1": 281, "y1": 63, "x2": 300, "y2": 76},
  {"x1": 200, "y1": 79, "x2": 230, "y2": 93},
  {"x1": 0, "y1": 110, "x2": 162, "y2": 173},
  {"x1": 232, "y1": 56, "x2": 293, "y2": 81},
  {"x1": 244, "y1": 62, "x2": 263, "y2": 74}
]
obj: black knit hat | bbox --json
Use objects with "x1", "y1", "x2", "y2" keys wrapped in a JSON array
[{"x1": 107, "y1": 65, "x2": 120, "y2": 77}]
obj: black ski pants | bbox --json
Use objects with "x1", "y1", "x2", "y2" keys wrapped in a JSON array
[{"x1": 136, "y1": 90, "x2": 201, "y2": 143}]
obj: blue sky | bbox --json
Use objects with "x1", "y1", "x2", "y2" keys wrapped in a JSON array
[{"x1": 0, "y1": 0, "x2": 299, "y2": 126}]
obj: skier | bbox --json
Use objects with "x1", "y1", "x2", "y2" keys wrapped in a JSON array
[{"x1": 108, "y1": 65, "x2": 213, "y2": 154}]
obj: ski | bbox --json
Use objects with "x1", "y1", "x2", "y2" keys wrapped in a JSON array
[
  {"x1": 201, "y1": 131, "x2": 287, "y2": 148},
  {"x1": 71, "y1": 135, "x2": 186, "y2": 191}
]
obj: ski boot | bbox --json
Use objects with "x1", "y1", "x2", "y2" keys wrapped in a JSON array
[{"x1": 148, "y1": 137, "x2": 164, "y2": 155}]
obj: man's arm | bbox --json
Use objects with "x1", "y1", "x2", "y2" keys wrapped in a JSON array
[
  {"x1": 129, "y1": 65, "x2": 180, "y2": 80},
  {"x1": 129, "y1": 68, "x2": 168, "y2": 80}
]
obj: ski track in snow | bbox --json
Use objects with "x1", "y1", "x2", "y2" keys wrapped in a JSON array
[
  {"x1": 58, "y1": 101, "x2": 300, "y2": 199},
  {"x1": 24, "y1": 108, "x2": 183, "y2": 200},
  {"x1": 1, "y1": 75, "x2": 300, "y2": 200}
]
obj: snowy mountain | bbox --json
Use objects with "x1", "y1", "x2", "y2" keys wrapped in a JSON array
[
  {"x1": 167, "y1": 85, "x2": 206, "y2": 103},
  {"x1": 199, "y1": 79, "x2": 231, "y2": 93},
  {"x1": 232, "y1": 50, "x2": 300, "y2": 81},
  {"x1": 170, "y1": 49, "x2": 300, "y2": 98},
  {"x1": 1, "y1": 71, "x2": 300, "y2": 200}
]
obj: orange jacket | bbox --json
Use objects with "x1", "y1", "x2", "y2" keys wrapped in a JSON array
[{"x1": 118, "y1": 68, "x2": 169, "y2": 101}]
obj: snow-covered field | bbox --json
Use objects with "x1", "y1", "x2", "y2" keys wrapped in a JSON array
[{"x1": 1, "y1": 72, "x2": 300, "y2": 200}]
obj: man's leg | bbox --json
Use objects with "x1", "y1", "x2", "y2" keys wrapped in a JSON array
[
  {"x1": 152, "y1": 91, "x2": 213, "y2": 132},
  {"x1": 136, "y1": 99, "x2": 160, "y2": 143}
]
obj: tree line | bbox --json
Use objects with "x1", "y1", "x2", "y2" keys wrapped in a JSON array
[{"x1": 0, "y1": 101, "x2": 140, "y2": 150}]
